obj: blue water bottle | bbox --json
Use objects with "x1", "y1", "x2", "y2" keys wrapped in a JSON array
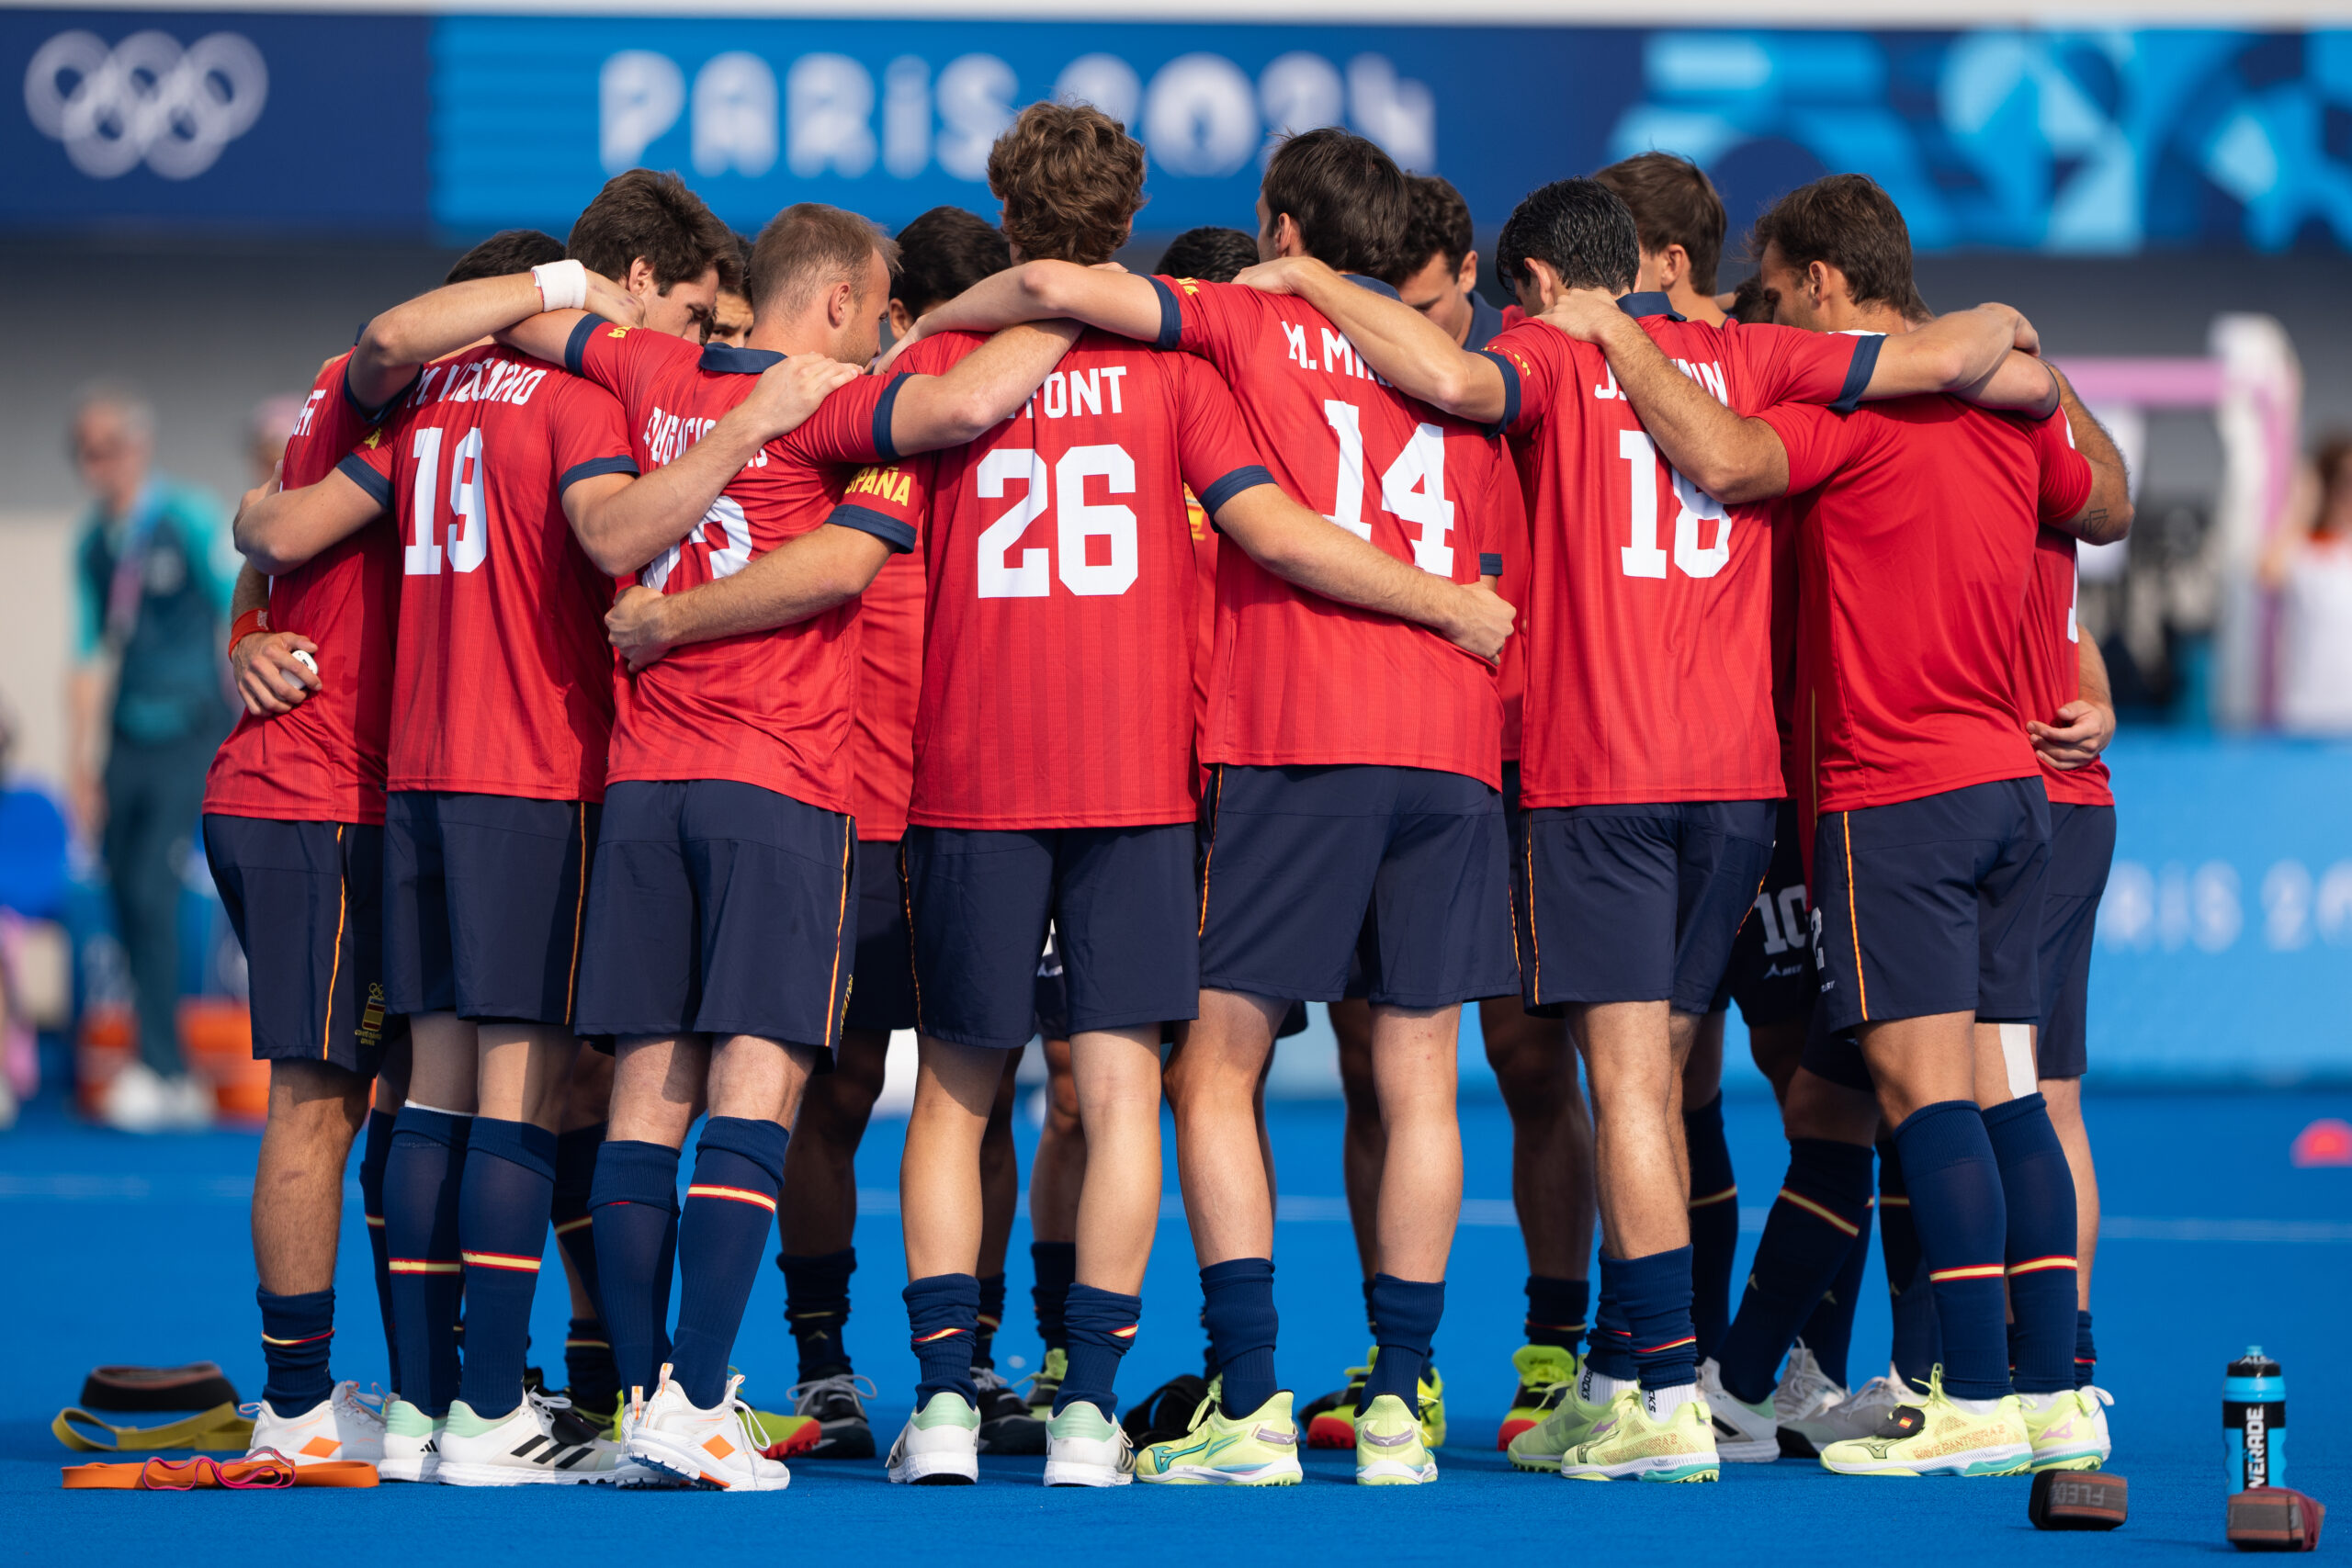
[{"x1": 2225, "y1": 1347, "x2": 2287, "y2": 1492}]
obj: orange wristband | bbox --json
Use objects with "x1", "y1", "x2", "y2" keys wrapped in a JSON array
[{"x1": 228, "y1": 607, "x2": 269, "y2": 658}]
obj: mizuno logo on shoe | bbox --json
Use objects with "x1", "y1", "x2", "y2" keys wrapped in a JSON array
[
  {"x1": 1253, "y1": 1427, "x2": 1296, "y2": 1447},
  {"x1": 1363, "y1": 1429, "x2": 1414, "y2": 1448}
]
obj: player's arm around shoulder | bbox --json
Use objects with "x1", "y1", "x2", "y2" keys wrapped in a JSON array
[
  {"x1": 233, "y1": 454, "x2": 384, "y2": 577},
  {"x1": 353, "y1": 262, "x2": 636, "y2": 411},
  {"x1": 894, "y1": 261, "x2": 1164, "y2": 351},
  {"x1": 887, "y1": 321, "x2": 1084, "y2": 452},
  {"x1": 605, "y1": 524, "x2": 897, "y2": 671},
  {"x1": 1236, "y1": 255, "x2": 1505, "y2": 423},
  {"x1": 2043, "y1": 367, "x2": 2133, "y2": 547}
]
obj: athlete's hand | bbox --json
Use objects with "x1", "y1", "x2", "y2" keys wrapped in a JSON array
[
  {"x1": 1231, "y1": 257, "x2": 1313, "y2": 296},
  {"x1": 606, "y1": 584, "x2": 676, "y2": 672},
  {"x1": 739, "y1": 354, "x2": 862, "y2": 441},
  {"x1": 2028, "y1": 698, "x2": 2115, "y2": 770},
  {"x1": 1444, "y1": 581, "x2": 1516, "y2": 663},
  {"x1": 232, "y1": 629, "x2": 322, "y2": 716},
  {"x1": 873, "y1": 316, "x2": 931, "y2": 376},
  {"x1": 1538, "y1": 287, "x2": 1629, "y2": 345},
  {"x1": 582, "y1": 269, "x2": 644, "y2": 328},
  {"x1": 233, "y1": 462, "x2": 282, "y2": 540},
  {"x1": 1978, "y1": 302, "x2": 2040, "y2": 357}
]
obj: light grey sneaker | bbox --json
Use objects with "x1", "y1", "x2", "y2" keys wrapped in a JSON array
[
  {"x1": 1043, "y1": 1400, "x2": 1133, "y2": 1487},
  {"x1": 886, "y1": 1391, "x2": 980, "y2": 1484},
  {"x1": 379, "y1": 1397, "x2": 441, "y2": 1482}
]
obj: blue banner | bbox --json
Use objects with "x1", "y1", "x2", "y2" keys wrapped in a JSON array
[{"x1": 0, "y1": 8, "x2": 429, "y2": 229}]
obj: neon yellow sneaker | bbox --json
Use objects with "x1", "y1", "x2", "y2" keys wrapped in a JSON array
[
  {"x1": 1418, "y1": 1360, "x2": 1448, "y2": 1450},
  {"x1": 1497, "y1": 1345, "x2": 1580, "y2": 1449},
  {"x1": 1305, "y1": 1348, "x2": 1444, "y2": 1450},
  {"x1": 1505, "y1": 1366, "x2": 1619, "y2": 1473},
  {"x1": 1561, "y1": 1387, "x2": 1720, "y2": 1483},
  {"x1": 1024, "y1": 1348, "x2": 1067, "y2": 1423},
  {"x1": 1818, "y1": 1368, "x2": 2032, "y2": 1477},
  {"x1": 1134, "y1": 1388, "x2": 1303, "y2": 1485},
  {"x1": 2023, "y1": 1386, "x2": 2112, "y2": 1472},
  {"x1": 1354, "y1": 1393, "x2": 1438, "y2": 1485}
]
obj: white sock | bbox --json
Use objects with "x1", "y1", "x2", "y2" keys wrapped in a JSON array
[
  {"x1": 1643, "y1": 1382, "x2": 1702, "y2": 1416},
  {"x1": 2018, "y1": 1391, "x2": 2065, "y2": 1413},
  {"x1": 1578, "y1": 1366, "x2": 1634, "y2": 1405},
  {"x1": 1950, "y1": 1394, "x2": 2005, "y2": 1416}
]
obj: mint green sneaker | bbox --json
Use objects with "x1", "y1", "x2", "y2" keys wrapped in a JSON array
[
  {"x1": 379, "y1": 1397, "x2": 442, "y2": 1482},
  {"x1": 885, "y1": 1391, "x2": 980, "y2": 1484},
  {"x1": 1043, "y1": 1400, "x2": 1134, "y2": 1487}
]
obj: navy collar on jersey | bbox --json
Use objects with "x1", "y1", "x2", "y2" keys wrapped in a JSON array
[
  {"x1": 699, "y1": 343, "x2": 786, "y2": 375},
  {"x1": 1341, "y1": 274, "x2": 1402, "y2": 300},
  {"x1": 1617, "y1": 291, "x2": 1685, "y2": 322}
]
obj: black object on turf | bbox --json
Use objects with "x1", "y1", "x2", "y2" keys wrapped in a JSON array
[
  {"x1": 79, "y1": 1363, "x2": 241, "y2": 1414},
  {"x1": 2028, "y1": 1469, "x2": 2129, "y2": 1529},
  {"x1": 2228, "y1": 1488, "x2": 2326, "y2": 1551},
  {"x1": 1122, "y1": 1374, "x2": 1210, "y2": 1447}
]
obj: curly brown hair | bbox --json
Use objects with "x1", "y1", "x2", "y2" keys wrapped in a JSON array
[{"x1": 987, "y1": 101, "x2": 1146, "y2": 266}]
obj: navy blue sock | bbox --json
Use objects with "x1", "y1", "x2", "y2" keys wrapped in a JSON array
[
  {"x1": 1200, "y1": 1258, "x2": 1278, "y2": 1418},
  {"x1": 1031, "y1": 1241, "x2": 1076, "y2": 1352},
  {"x1": 1879, "y1": 1138, "x2": 1939, "y2": 1392},
  {"x1": 384, "y1": 1106, "x2": 469, "y2": 1415},
  {"x1": 1586, "y1": 1264, "x2": 1636, "y2": 1381},
  {"x1": 1056, "y1": 1283, "x2": 1142, "y2": 1419},
  {"x1": 1684, "y1": 1094, "x2": 1740, "y2": 1360},
  {"x1": 1361, "y1": 1276, "x2": 1379, "y2": 1337},
  {"x1": 456, "y1": 1118, "x2": 557, "y2": 1419},
  {"x1": 780, "y1": 1247, "x2": 856, "y2": 1379},
  {"x1": 670, "y1": 1117, "x2": 788, "y2": 1409},
  {"x1": 1525, "y1": 1275, "x2": 1589, "y2": 1353},
  {"x1": 590, "y1": 1138, "x2": 680, "y2": 1401},
  {"x1": 1715, "y1": 1138, "x2": 1875, "y2": 1405},
  {"x1": 1362, "y1": 1275, "x2": 1444, "y2": 1412},
  {"x1": 1607, "y1": 1247, "x2": 1699, "y2": 1391},
  {"x1": 1796, "y1": 1214, "x2": 1873, "y2": 1390},
  {"x1": 2075, "y1": 1311, "x2": 2098, "y2": 1389},
  {"x1": 258, "y1": 1287, "x2": 335, "y2": 1412},
  {"x1": 905, "y1": 1272, "x2": 980, "y2": 1406},
  {"x1": 1891, "y1": 1101, "x2": 2009, "y2": 1401},
  {"x1": 551, "y1": 1122, "x2": 612, "y2": 1408},
  {"x1": 1982, "y1": 1093, "x2": 2080, "y2": 1394},
  {"x1": 974, "y1": 1272, "x2": 1007, "y2": 1370},
  {"x1": 358, "y1": 1108, "x2": 399, "y2": 1395}
]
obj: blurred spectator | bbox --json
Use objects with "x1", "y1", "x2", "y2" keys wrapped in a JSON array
[
  {"x1": 248, "y1": 392, "x2": 304, "y2": 485},
  {"x1": 64, "y1": 383, "x2": 236, "y2": 1131},
  {"x1": 2265, "y1": 434, "x2": 2352, "y2": 736}
]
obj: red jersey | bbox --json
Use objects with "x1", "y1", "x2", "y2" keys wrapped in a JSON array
[
  {"x1": 850, "y1": 547, "x2": 923, "y2": 842},
  {"x1": 206, "y1": 354, "x2": 404, "y2": 824},
  {"x1": 1478, "y1": 299, "x2": 1874, "y2": 807},
  {"x1": 1151, "y1": 275, "x2": 1510, "y2": 788},
  {"x1": 1492, "y1": 444, "x2": 1532, "y2": 763},
  {"x1": 342, "y1": 345, "x2": 634, "y2": 801},
  {"x1": 1760, "y1": 394, "x2": 2094, "y2": 814},
  {"x1": 836, "y1": 329, "x2": 1272, "y2": 829},
  {"x1": 562, "y1": 321, "x2": 901, "y2": 813},
  {"x1": 1189, "y1": 486, "x2": 1217, "y2": 799}
]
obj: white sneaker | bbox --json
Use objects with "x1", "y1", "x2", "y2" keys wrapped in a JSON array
[
  {"x1": 436, "y1": 1388, "x2": 634, "y2": 1484},
  {"x1": 97, "y1": 1061, "x2": 209, "y2": 1132},
  {"x1": 2023, "y1": 1385, "x2": 2114, "y2": 1470},
  {"x1": 1043, "y1": 1399, "x2": 1134, "y2": 1487},
  {"x1": 886, "y1": 1390, "x2": 980, "y2": 1484},
  {"x1": 623, "y1": 1370, "x2": 792, "y2": 1491},
  {"x1": 1697, "y1": 1359, "x2": 1780, "y2": 1462},
  {"x1": 244, "y1": 1381, "x2": 385, "y2": 1466},
  {"x1": 1785, "y1": 1365, "x2": 1911, "y2": 1454},
  {"x1": 1772, "y1": 1342, "x2": 1847, "y2": 1429},
  {"x1": 379, "y1": 1396, "x2": 441, "y2": 1482}
]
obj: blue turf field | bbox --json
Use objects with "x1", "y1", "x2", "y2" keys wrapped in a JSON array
[{"x1": 4, "y1": 1087, "x2": 2346, "y2": 1563}]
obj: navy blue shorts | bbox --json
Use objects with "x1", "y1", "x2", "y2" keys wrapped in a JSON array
[
  {"x1": 575, "y1": 780, "x2": 853, "y2": 1054},
  {"x1": 2036, "y1": 801, "x2": 2114, "y2": 1080},
  {"x1": 1516, "y1": 799, "x2": 1776, "y2": 1014},
  {"x1": 383, "y1": 791, "x2": 595, "y2": 1026},
  {"x1": 909, "y1": 823, "x2": 1198, "y2": 1051},
  {"x1": 204, "y1": 815, "x2": 401, "y2": 1077},
  {"x1": 1812, "y1": 776, "x2": 2050, "y2": 1034},
  {"x1": 1034, "y1": 933, "x2": 1303, "y2": 1043},
  {"x1": 844, "y1": 835, "x2": 916, "y2": 1035},
  {"x1": 1708, "y1": 799, "x2": 1815, "y2": 1029},
  {"x1": 1800, "y1": 1008, "x2": 1873, "y2": 1094},
  {"x1": 1199, "y1": 764, "x2": 1516, "y2": 1009}
]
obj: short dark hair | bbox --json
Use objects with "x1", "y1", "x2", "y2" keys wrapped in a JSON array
[
  {"x1": 1593, "y1": 152, "x2": 1724, "y2": 294},
  {"x1": 746, "y1": 202, "x2": 899, "y2": 321},
  {"x1": 892, "y1": 207, "x2": 1011, "y2": 316},
  {"x1": 1495, "y1": 178, "x2": 1640, "y2": 297},
  {"x1": 988, "y1": 101, "x2": 1148, "y2": 266},
  {"x1": 1261, "y1": 128, "x2": 1409, "y2": 282},
  {"x1": 1400, "y1": 174, "x2": 1475, "y2": 278},
  {"x1": 721, "y1": 231, "x2": 753, "y2": 298},
  {"x1": 1749, "y1": 173, "x2": 1928, "y2": 321},
  {"x1": 1725, "y1": 273, "x2": 1773, "y2": 325},
  {"x1": 567, "y1": 168, "x2": 741, "y2": 293},
  {"x1": 1156, "y1": 226, "x2": 1260, "y2": 284},
  {"x1": 446, "y1": 229, "x2": 564, "y2": 285}
]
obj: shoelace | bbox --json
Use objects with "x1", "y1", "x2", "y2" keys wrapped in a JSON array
[
  {"x1": 1776, "y1": 1359, "x2": 1841, "y2": 1413},
  {"x1": 718, "y1": 1373, "x2": 774, "y2": 1455},
  {"x1": 334, "y1": 1381, "x2": 390, "y2": 1428},
  {"x1": 786, "y1": 1371, "x2": 878, "y2": 1415}
]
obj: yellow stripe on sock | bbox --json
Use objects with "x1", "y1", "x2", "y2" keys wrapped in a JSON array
[
  {"x1": 2007, "y1": 1255, "x2": 2079, "y2": 1276},
  {"x1": 1928, "y1": 1263, "x2": 2006, "y2": 1282},
  {"x1": 460, "y1": 1250, "x2": 543, "y2": 1273},
  {"x1": 552, "y1": 1215, "x2": 593, "y2": 1235},
  {"x1": 686, "y1": 1183, "x2": 777, "y2": 1213},
  {"x1": 1689, "y1": 1185, "x2": 1739, "y2": 1208},
  {"x1": 388, "y1": 1259, "x2": 462, "y2": 1275},
  {"x1": 1777, "y1": 1188, "x2": 1861, "y2": 1237}
]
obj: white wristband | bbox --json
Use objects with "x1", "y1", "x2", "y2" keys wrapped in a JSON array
[{"x1": 531, "y1": 259, "x2": 588, "y2": 313}]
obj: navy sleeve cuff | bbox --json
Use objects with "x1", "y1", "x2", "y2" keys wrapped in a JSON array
[
  {"x1": 1479, "y1": 552, "x2": 1504, "y2": 577},
  {"x1": 560, "y1": 454, "x2": 639, "y2": 491},
  {"x1": 1830, "y1": 334, "x2": 1883, "y2": 414},
  {"x1": 870, "y1": 374, "x2": 907, "y2": 464},
  {"x1": 563, "y1": 314, "x2": 600, "y2": 378},
  {"x1": 1148, "y1": 276, "x2": 1184, "y2": 353},
  {"x1": 336, "y1": 454, "x2": 390, "y2": 508},
  {"x1": 1475, "y1": 348, "x2": 1521, "y2": 434},
  {"x1": 1196, "y1": 465, "x2": 1274, "y2": 517},
  {"x1": 340, "y1": 361, "x2": 417, "y2": 424},
  {"x1": 829, "y1": 503, "x2": 917, "y2": 554}
]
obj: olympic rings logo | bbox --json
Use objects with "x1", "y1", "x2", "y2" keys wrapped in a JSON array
[{"x1": 23, "y1": 30, "x2": 267, "y2": 180}]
